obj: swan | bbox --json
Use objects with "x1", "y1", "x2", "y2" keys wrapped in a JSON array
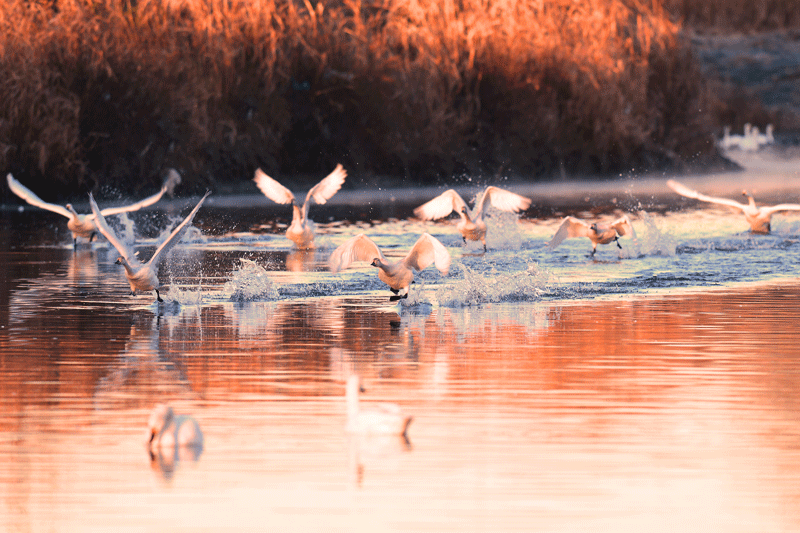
[
  {"x1": 253, "y1": 164, "x2": 347, "y2": 249},
  {"x1": 7, "y1": 171, "x2": 180, "y2": 248},
  {"x1": 147, "y1": 404, "x2": 203, "y2": 454},
  {"x1": 756, "y1": 124, "x2": 775, "y2": 146},
  {"x1": 547, "y1": 215, "x2": 635, "y2": 255},
  {"x1": 346, "y1": 375, "x2": 412, "y2": 437},
  {"x1": 667, "y1": 179, "x2": 800, "y2": 234},
  {"x1": 413, "y1": 186, "x2": 531, "y2": 251},
  {"x1": 328, "y1": 233, "x2": 450, "y2": 301},
  {"x1": 89, "y1": 190, "x2": 210, "y2": 301}
]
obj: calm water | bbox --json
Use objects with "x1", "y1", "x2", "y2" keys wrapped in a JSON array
[{"x1": 2, "y1": 167, "x2": 800, "y2": 531}]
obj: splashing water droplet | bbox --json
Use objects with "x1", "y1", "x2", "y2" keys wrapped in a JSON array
[{"x1": 223, "y1": 259, "x2": 279, "y2": 301}]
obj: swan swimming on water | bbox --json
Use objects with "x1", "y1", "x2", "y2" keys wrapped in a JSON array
[
  {"x1": 147, "y1": 404, "x2": 203, "y2": 457},
  {"x1": 414, "y1": 186, "x2": 531, "y2": 251},
  {"x1": 253, "y1": 164, "x2": 347, "y2": 249},
  {"x1": 6, "y1": 171, "x2": 180, "y2": 248},
  {"x1": 328, "y1": 233, "x2": 450, "y2": 301},
  {"x1": 89, "y1": 190, "x2": 210, "y2": 302},
  {"x1": 345, "y1": 375, "x2": 412, "y2": 437},
  {"x1": 667, "y1": 179, "x2": 800, "y2": 234},
  {"x1": 547, "y1": 215, "x2": 636, "y2": 255}
]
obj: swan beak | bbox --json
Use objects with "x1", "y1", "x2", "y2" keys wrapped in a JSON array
[
  {"x1": 114, "y1": 257, "x2": 122, "y2": 265},
  {"x1": 370, "y1": 258, "x2": 379, "y2": 267},
  {"x1": 148, "y1": 430, "x2": 156, "y2": 445}
]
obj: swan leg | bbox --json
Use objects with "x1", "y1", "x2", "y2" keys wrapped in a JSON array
[
  {"x1": 462, "y1": 236, "x2": 467, "y2": 244},
  {"x1": 73, "y1": 237, "x2": 77, "y2": 250},
  {"x1": 615, "y1": 237, "x2": 622, "y2": 249},
  {"x1": 155, "y1": 289, "x2": 163, "y2": 303},
  {"x1": 389, "y1": 294, "x2": 402, "y2": 301},
  {"x1": 389, "y1": 288, "x2": 400, "y2": 294},
  {"x1": 89, "y1": 231, "x2": 97, "y2": 243}
]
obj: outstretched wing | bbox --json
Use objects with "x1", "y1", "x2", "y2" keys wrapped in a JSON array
[
  {"x1": 403, "y1": 233, "x2": 451, "y2": 275},
  {"x1": 304, "y1": 164, "x2": 347, "y2": 206},
  {"x1": 667, "y1": 179, "x2": 746, "y2": 211},
  {"x1": 99, "y1": 185, "x2": 170, "y2": 217},
  {"x1": 546, "y1": 216, "x2": 591, "y2": 250},
  {"x1": 413, "y1": 190, "x2": 467, "y2": 220},
  {"x1": 7, "y1": 173, "x2": 72, "y2": 219},
  {"x1": 611, "y1": 214, "x2": 636, "y2": 238},
  {"x1": 474, "y1": 186, "x2": 532, "y2": 217},
  {"x1": 760, "y1": 203, "x2": 800, "y2": 216},
  {"x1": 147, "y1": 191, "x2": 210, "y2": 267},
  {"x1": 89, "y1": 193, "x2": 135, "y2": 264},
  {"x1": 253, "y1": 168, "x2": 295, "y2": 204},
  {"x1": 328, "y1": 234, "x2": 384, "y2": 273}
]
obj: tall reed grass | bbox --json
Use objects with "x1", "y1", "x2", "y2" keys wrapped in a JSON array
[{"x1": 1, "y1": 0, "x2": 716, "y2": 196}]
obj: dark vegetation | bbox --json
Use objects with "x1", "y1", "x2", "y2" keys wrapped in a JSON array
[{"x1": 0, "y1": 0, "x2": 791, "y2": 199}]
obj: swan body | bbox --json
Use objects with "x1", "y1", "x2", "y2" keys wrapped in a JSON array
[
  {"x1": 346, "y1": 375, "x2": 412, "y2": 437},
  {"x1": 328, "y1": 233, "x2": 450, "y2": 300},
  {"x1": 90, "y1": 190, "x2": 210, "y2": 301},
  {"x1": 667, "y1": 179, "x2": 800, "y2": 234},
  {"x1": 147, "y1": 404, "x2": 203, "y2": 452},
  {"x1": 7, "y1": 172, "x2": 180, "y2": 248},
  {"x1": 253, "y1": 164, "x2": 347, "y2": 249},
  {"x1": 547, "y1": 215, "x2": 635, "y2": 255},
  {"x1": 414, "y1": 186, "x2": 531, "y2": 250}
]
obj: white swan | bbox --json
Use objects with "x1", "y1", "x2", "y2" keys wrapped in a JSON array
[
  {"x1": 253, "y1": 164, "x2": 347, "y2": 249},
  {"x1": 667, "y1": 179, "x2": 800, "y2": 234},
  {"x1": 328, "y1": 233, "x2": 450, "y2": 301},
  {"x1": 7, "y1": 171, "x2": 180, "y2": 248},
  {"x1": 346, "y1": 375, "x2": 412, "y2": 437},
  {"x1": 147, "y1": 404, "x2": 203, "y2": 453},
  {"x1": 547, "y1": 215, "x2": 636, "y2": 255},
  {"x1": 89, "y1": 190, "x2": 210, "y2": 301},
  {"x1": 414, "y1": 186, "x2": 531, "y2": 251}
]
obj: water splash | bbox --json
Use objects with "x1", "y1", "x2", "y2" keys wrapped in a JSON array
[
  {"x1": 437, "y1": 262, "x2": 553, "y2": 307},
  {"x1": 223, "y1": 258, "x2": 279, "y2": 301},
  {"x1": 485, "y1": 209, "x2": 525, "y2": 250},
  {"x1": 633, "y1": 211, "x2": 677, "y2": 257},
  {"x1": 116, "y1": 212, "x2": 137, "y2": 248},
  {"x1": 164, "y1": 280, "x2": 205, "y2": 306}
]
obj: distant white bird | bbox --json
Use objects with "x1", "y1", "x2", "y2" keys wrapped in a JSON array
[
  {"x1": 414, "y1": 186, "x2": 531, "y2": 251},
  {"x1": 346, "y1": 375, "x2": 412, "y2": 437},
  {"x1": 547, "y1": 215, "x2": 636, "y2": 255},
  {"x1": 147, "y1": 404, "x2": 203, "y2": 454},
  {"x1": 667, "y1": 179, "x2": 800, "y2": 234},
  {"x1": 328, "y1": 233, "x2": 450, "y2": 301},
  {"x1": 253, "y1": 164, "x2": 347, "y2": 249},
  {"x1": 7, "y1": 171, "x2": 180, "y2": 248},
  {"x1": 756, "y1": 124, "x2": 775, "y2": 147},
  {"x1": 90, "y1": 190, "x2": 210, "y2": 301}
]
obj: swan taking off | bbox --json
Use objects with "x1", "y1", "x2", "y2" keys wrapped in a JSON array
[
  {"x1": 7, "y1": 171, "x2": 180, "y2": 248},
  {"x1": 547, "y1": 215, "x2": 636, "y2": 255},
  {"x1": 667, "y1": 179, "x2": 800, "y2": 234},
  {"x1": 414, "y1": 186, "x2": 531, "y2": 251},
  {"x1": 89, "y1": 190, "x2": 210, "y2": 302},
  {"x1": 328, "y1": 233, "x2": 450, "y2": 301},
  {"x1": 346, "y1": 375, "x2": 412, "y2": 437},
  {"x1": 147, "y1": 404, "x2": 203, "y2": 454},
  {"x1": 253, "y1": 164, "x2": 347, "y2": 249}
]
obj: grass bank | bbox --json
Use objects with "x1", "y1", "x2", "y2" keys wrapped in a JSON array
[{"x1": 1, "y1": 0, "x2": 717, "y2": 198}]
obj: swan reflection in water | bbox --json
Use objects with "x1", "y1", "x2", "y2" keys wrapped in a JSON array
[{"x1": 147, "y1": 404, "x2": 204, "y2": 481}]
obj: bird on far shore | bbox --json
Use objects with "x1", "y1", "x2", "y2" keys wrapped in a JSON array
[
  {"x1": 253, "y1": 164, "x2": 347, "y2": 249},
  {"x1": 328, "y1": 233, "x2": 450, "y2": 301},
  {"x1": 90, "y1": 190, "x2": 210, "y2": 302},
  {"x1": 414, "y1": 186, "x2": 531, "y2": 251},
  {"x1": 667, "y1": 179, "x2": 800, "y2": 234},
  {"x1": 7, "y1": 170, "x2": 181, "y2": 249},
  {"x1": 547, "y1": 215, "x2": 636, "y2": 256}
]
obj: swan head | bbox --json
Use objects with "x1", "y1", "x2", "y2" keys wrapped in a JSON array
[
  {"x1": 147, "y1": 404, "x2": 175, "y2": 446},
  {"x1": 590, "y1": 223, "x2": 599, "y2": 234},
  {"x1": 370, "y1": 258, "x2": 382, "y2": 268},
  {"x1": 114, "y1": 257, "x2": 125, "y2": 266},
  {"x1": 65, "y1": 203, "x2": 79, "y2": 216}
]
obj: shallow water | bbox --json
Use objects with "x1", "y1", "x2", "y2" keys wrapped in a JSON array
[{"x1": 3, "y1": 169, "x2": 800, "y2": 531}]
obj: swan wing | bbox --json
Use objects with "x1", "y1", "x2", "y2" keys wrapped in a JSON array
[
  {"x1": 547, "y1": 217, "x2": 590, "y2": 250},
  {"x1": 475, "y1": 186, "x2": 532, "y2": 216},
  {"x1": 253, "y1": 168, "x2": 295, "y2": 204},
  {"x1": 611, "y1": 214, "x2": 636, "y2": 238},
  {"x1": 404, "y1": 233, "x2": 451, "y2": 275},
  {"x1": 147, "y1": 191, "x2": 210, "y2": 266},
  {"x1": 760, "y1": 203, "x2": 800, "y2": 216},
  {"x1": 99, "y1": 186, "x2": 169, "y2": 216},
  {"x1": 328, "y1": 234, "x2": 384, "y2": 273},
  {"x1": 88, "y1": 193, "x2": 135, "y2": 263},
  {"x1": 413, "y1": 189, "x2": 467, "y2": 220},
  {"x1": 7, "y1": 173, "x2": 72, "y2": 219},
  {"x1": 667, "y1": 179, "x2": 745, "y2": 211},
  {"x1": 305, "y1": 164, "x2": 347, "y2": 206}
]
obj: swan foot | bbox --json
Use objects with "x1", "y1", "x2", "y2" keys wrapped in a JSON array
[
  {"x1": 90, "y1": 231, "x2": 97, "y2": 243},
  {"x1": 615, "y1": 238, "x2": 622, "y2": 249},
  {"x1": 389, "y1": 293, "x2": 409, "y2": 302}
]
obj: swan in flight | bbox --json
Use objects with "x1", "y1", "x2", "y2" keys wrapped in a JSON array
[
  {"x1": 147, "y1": 404, "x2": 203, "y2": 457},
  {"x1": 346, "y1": 375, "x2": 412, "y2": 437},
  {"x1": 90, "y1": 190, "x2": 210, "y2": 301},
  {"x1": 7, "y1": 171, "x2": 180, "y2": 248},
  {"x1": 547, "y1": 215, "x2": 636, "y2": 255},
  {"x1": 253, "y1": 164, "x2": 347, "y2": 249},
  {"x1": 328, "y1": 233, "x2": 450, "y2": 301},
  {"x1": 414, "y1": 186, "x2": 531, "y2": 251},
  {"x1": 667, "y1": 179, "x2": 800, "y2": 234}
]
